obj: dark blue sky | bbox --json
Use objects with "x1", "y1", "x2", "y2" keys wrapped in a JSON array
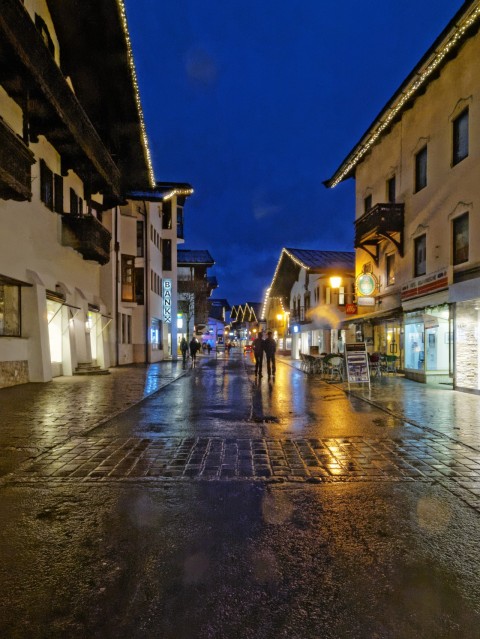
[{"x1": 125, "y1": 0, "x2": 464, "y2": 306}]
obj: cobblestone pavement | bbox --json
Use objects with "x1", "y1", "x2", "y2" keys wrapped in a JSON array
[
  {"x1": 3, "y1": 353, "x2": 480, "y2": 515},
  {"x1": 0, "y1": 361, "x2": 185, "y2": 475},
  {"x1": 8, "y1": 432, "x2": 480, "y2": 512}
]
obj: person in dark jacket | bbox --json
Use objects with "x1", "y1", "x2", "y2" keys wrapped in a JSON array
[
  {"x1": 263, "y1": 331, "x2": 277, "y2": 379},
  {"x1": 180, "y1": 337, "x2": 189, "y2": 367},
  {"x1": 252, "y1": 331, "x2": 264, "y2": 377},
  {"x1": 189, "y1": 337, "x2": 200, "y2": 367}
]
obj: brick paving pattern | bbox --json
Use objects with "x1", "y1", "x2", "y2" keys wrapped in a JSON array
[{"x1": 9, "y1": 434, "x2": 480, "y2": 511}]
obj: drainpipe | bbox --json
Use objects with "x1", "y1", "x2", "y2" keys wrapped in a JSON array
[
  {"x1": 142, "y1": 200, "x2": 150, "y2": 363},
  {"x1": 114, "y1": 206, "x2": 119, "y2": 366}
]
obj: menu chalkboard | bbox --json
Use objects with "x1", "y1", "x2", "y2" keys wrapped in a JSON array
[{"x1": 344, "y1": 343, "x2": 370, "y2": 388}]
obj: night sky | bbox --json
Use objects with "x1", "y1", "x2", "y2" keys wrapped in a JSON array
[{"x1": 124, "y1": 0, "x2": 464, "y2": 306}]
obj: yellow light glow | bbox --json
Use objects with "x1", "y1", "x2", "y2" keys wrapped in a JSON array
[
  {"x1": 330, "y1": 276, "x2": 342, "y2": 289},
  {"x1": 276, "y1": 313, "x2": 283, "y2": 321}
]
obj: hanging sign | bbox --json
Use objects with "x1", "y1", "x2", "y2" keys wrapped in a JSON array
[
  {"x1": 162, "y1": 278, "x2": 172, "y2": 324},
  {"x1": 356, "y1": 273, "x2": 378, "y2": 296}
]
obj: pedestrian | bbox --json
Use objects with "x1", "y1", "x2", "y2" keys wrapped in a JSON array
[
  {"x1": 263, "y1": 330, "x2": 277, "y2": 379},
  {"x1": 207, "y1": 343, "x2": 212, "y2": 354},
  {"x1": 189, "y1": 337, "x2": 200, "y2": 367},
  {"x1": 180, "y1": 337, "x2": 188, "y2": 367},
  {"x1": 252, "y1": 331, "x2": 264, "y2": 377}
]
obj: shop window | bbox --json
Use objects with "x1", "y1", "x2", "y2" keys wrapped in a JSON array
[
  {"x1": 121, "y1": 255, "x2": 135, "y2": 302},
  {"x1": 0, "y1": 284, "x2": 20, "y2": 336},
  {"x1": 414, "y1": 235, "x2": 426, "y2": 277},
  {"x1": 386, "y1": 253, "x2": 395, "y2": 286},
  {"x1": 386, "y1": 175, "x2": 396, "y2": 203},
  {"x1": 405, "y1": 322, "x2": 424, "y2": 370},
  {"x1": 415, "y1": 146, "x2": 427, "y2": 192},
  {"x1": 151, "y1": 318, "x2": 163, "y2": 350},
  {"x1": 452, "y1": 108, "x2": 469, "y2": 166},
  {"x1": 453, "y1": 213, "x2": 469, "y2": 265}
]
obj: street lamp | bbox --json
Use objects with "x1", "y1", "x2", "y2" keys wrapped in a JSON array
[{"x1": 330, "y1": 276, "x2": 342, "y2": 289}]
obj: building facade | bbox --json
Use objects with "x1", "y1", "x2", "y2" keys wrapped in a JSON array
[
  {"x1": 0, "y1": 0, "x2": 153, "y2": 388},
  {"x1": 326, "y1": 1, "x2": 480, "y2": 391},
  {"x1": 263, "y1": 248, "x2": 355, "y2": 358}
]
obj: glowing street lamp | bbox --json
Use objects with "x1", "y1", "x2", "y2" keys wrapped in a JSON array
[{"x1": 330, "y1": 276, "x2": 342, "y2": 289}]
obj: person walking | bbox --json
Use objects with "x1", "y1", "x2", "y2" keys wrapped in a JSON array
[
  {"x1": 180, "y1": 337, "x2": 189, "y2": 367},
  {"x1": 263, "y1": 330, "x2": 277, "y2": 379},
  {"x1": 253, "y1": 331, "x2": 265, "y2": 378},
  {"x1": 189, "y1": 337, "x2": 200, "y2": 367}
]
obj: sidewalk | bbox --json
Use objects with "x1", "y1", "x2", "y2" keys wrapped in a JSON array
[
  {"x1": 279, "y1": 356, "x2": 480, "y2": 449},
  {"x1": 0, "y1": 361, "x2": 186, "y2": 476}
]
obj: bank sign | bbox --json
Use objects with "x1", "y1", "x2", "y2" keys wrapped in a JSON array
[{"x1": 162, "y1": 278, "x2": 172, "y2": 324}]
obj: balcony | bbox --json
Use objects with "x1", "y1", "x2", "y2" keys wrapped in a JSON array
[
  {"x1": 354, "y1": 203, "x2": 404, "y2": 265},
  {"x1": 61, "y1": 214, "x2": 111, "y2": 265},
  {"x1": 0, "y1": 118, "x2": 35, "y2": 201},
  {"x1": 290, "y1": 306, "x2": 307, "y2": 324},
  {"x1": 0, "y1": 0, "x2": 121, "y2": 199}
]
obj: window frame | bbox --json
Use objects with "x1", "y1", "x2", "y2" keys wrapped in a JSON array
[
  {"x1": 414, "y1": 234, "x2": 427, "y2": 277},
  {"x1": 453, "y1": 213, "x2": 469, "y2": 266},
  {"x1": 452, "y1": 108, "x2": 469, "y2": 166},
  {"x1": 414, "y1": 146, "x2": 428, "y2": 193},
  {"x1": 121, "y1": 254, "x2": 135, "y2": 302}
]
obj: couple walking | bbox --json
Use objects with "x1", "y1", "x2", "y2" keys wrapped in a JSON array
[{"x1": 252, "y1": 330, "x2": 276, "y2": 379}]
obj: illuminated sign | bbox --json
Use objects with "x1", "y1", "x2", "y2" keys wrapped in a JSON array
[
  {"x1": 163, "y1": 278, "x2": 172, "y2": 323},
  {"x1": 356, "y1": 273, "x2": 378, "y2": 296}
]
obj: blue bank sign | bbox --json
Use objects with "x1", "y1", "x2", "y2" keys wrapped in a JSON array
[{"x1": 162, "y1": 278, "x2": 172, "y2": 323}]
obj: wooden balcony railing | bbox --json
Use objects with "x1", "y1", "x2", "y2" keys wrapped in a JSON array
[
  {"x1": 0, "y1": 117, "x2": 35, "y2": 201},
  {"x1": 354, "y1": 203, "x2": 404, "y2": 265},
  {"x1": 61, "y1": 214, "x2": 111, "y2": 265}
]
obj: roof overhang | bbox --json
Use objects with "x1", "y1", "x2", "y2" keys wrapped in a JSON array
[{"x1": 325, "y1": 0, "x2": 480, "y2": 188}]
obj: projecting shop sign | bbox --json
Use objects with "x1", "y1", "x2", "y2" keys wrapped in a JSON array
[{"x1": 162, "y1": 278, "x2": 172, "y2": 323}]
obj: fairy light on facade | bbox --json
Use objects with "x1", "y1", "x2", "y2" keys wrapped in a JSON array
[
  {"x1": 117, "y1": 0, "x2": 155, "y2": 188},
  {"x1": 329, "y1": 3, "x2": 480, "y2": 188},
  {"x1": 162, "y1": 187, "x2": 195, "y2": 201}
]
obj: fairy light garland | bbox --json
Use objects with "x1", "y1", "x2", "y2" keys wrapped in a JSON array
[
  {"x1": 117, "y1": 0, "x2": 155, "y2": 188},
  {"x1": 162, "y1": 187, "x2": 194, "y2": 201},
  {"x1": 262, "y1": 248, "x2": 310, "y2": 318},
  {"x1": 330, "y1": 3, "x2": 480, "y2": 188}
]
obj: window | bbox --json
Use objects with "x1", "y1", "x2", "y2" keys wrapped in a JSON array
[
  {"x1": 151, "y1": 318, "x2": 163, "y2": 350},
  {"x1": 135, "y1": 268, "x2": 144, "y2": 305},
  {"x1": 162, "y1": 201, "x2": 172, "y2": 230},
  {"x1": 0, "y1": 283, "x2": 20, "y2": 336},
  {"x1": 453, "y1": 213, "x2": 469, "y2": 265},
  {"x1": 136, "y1": 221, "x2": 144, "y2": 257},
  {"x1": 121, "y1": 255, "x2": 135, "y2": 302},
  {"x1": 177, "y1": 206, "x2": 184, "y2": 239},
  {"x1": 453, "y1": 108, "x2": 469, "y2": 166},
  {"x1": 40, "y1": 160, "x2": 53, "y2": 210},
  {"x1": 387, "y1": 176, "x2": 396, "y2": 203},
  {"x1": 386, "y1": 254, "x2": 396, "y2": 286},
  {"x1": 415, "y1": 146, "x2": 427, "y2": 192},
  {"x1": 414, "y1": 235, "x2": 426, "y2": 277},
  {"x1": 54, "y1": 174, "x2": 63, "y2": 213},
  {"x1": 70, "y1": 188, "x2": 79, "y2": 216},
  {"x1": 364, "y1": 195, "x2": 372, "y2": 213},
  {"x1": 338, "y1": 286, "x2": 345, "y2": 305},
  {"x1": 162, "y1": 239, "x2": 172, "y2": 271}
]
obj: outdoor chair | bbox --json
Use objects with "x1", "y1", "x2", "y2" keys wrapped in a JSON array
[{"x1": 328, "y1": 356, "x2": 344, "y2": 381}]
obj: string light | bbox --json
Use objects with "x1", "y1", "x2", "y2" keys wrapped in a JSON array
[
  {"x1": 116, "y1": 0, "x2": 155, "y2": 188},
  {"x1": 162, "y1": 187, "x2": 194, "y2": 200},
  {"x1": 329, "y1": 3, "x2": 480, "y2": 188}
]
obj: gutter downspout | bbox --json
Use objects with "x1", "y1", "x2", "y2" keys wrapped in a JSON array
[
  {"x1": 143, "y1": 201, "x2": 150, "y2": 363},
  {"x1": 114, "y1": 206, "x2": 119, "y2": 366}
]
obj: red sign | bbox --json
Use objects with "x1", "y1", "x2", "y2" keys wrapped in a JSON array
[{"x1": 346, "y1": 304, "x2": 357, "y2": 315}]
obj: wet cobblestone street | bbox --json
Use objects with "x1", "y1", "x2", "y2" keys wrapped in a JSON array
[{"x1": 2, "y1": 351, "x2": 480, "y2": 638}]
